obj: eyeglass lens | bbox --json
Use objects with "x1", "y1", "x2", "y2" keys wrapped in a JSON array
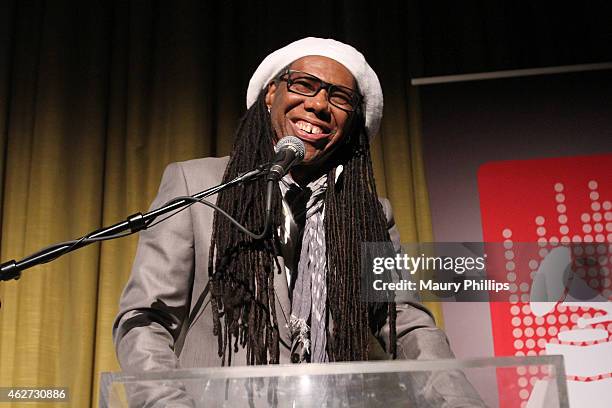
[{"x1": 286, "y1": 72, "x2": 359, "y2": 111}]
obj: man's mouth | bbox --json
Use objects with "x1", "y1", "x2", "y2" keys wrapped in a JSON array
[
  {"x1": 291, "y1": 120, "x2": 333, "y2": 145},
  {"x1": 295, "y1": 120, "x2": 324, "y2": 135}
]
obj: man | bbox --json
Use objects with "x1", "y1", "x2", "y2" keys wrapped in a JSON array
[{"x1": 113, "y1": 37, "x2": 483, "y2": 405}]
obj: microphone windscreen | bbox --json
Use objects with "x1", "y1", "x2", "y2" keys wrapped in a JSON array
[{"x1": 275, "y1": 136, "x2": 305, "y2": 161}]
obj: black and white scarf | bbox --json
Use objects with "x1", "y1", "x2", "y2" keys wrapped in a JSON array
[{"x1": 278, "y1": 167, "x2": 342, "y2": 363}]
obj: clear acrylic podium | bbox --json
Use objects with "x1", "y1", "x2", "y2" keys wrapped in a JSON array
[{"x1": 99, "y1": 356, "x2": 568, "y2": 408}]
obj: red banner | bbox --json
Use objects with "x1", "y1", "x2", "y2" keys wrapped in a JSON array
[{"x1": 478, "y1": 153, "x2": 612, "y2": 407}]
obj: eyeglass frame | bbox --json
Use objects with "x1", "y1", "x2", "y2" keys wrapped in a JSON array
[{"x1": 276, "y1": 69, "x2": 362, "y2": 112}]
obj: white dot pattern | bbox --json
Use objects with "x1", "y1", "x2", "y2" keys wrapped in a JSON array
[{"x1": 500, "y1": 179, "x2": 612, "y2": 403}]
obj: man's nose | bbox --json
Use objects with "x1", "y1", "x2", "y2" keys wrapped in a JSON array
[{"x1": 304, "y1": 89, "x2": 331, "y2": 118}]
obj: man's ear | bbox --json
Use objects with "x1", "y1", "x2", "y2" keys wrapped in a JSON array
[{"x1": 265, "y1": 82, "x2": 278, "y2": 109}]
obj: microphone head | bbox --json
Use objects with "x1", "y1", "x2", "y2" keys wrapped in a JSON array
[{"x1": 275, "y1": 136, "x2": 306, "y2": 162}]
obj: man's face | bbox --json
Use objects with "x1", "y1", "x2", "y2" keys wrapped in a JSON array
[{"x1": 265, "y1": 56, "x2": 356, "y2": 174}]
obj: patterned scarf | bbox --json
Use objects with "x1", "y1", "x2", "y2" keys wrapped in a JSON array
[{"x1": 279, "y1": 170, "x2": 337, "y2": 363}]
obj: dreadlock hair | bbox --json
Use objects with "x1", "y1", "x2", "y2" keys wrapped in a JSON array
[{"x1": 208, "y1": 89, "x2": 397, "y2": 365}]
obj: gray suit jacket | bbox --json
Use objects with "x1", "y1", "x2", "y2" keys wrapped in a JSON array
[
  {"x1": 113, "y1": 157, "x2": 460, "y2": 371},
  {"x1": 112, "y1": 157, "x2": 484, "y2": 406}
]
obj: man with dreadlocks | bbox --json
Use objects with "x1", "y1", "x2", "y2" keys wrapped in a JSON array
[{"x1": 113, "y1": 37, "x2": 483, "y2": 405}]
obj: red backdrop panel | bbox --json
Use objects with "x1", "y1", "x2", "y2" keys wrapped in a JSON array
[{"x1": 478, "y1": 153, "x2": 612, "y2": 407}]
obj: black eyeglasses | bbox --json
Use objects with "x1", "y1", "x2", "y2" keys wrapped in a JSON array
[{"x1": 278, "y1": 70, "x2": 361, "y2": 112}]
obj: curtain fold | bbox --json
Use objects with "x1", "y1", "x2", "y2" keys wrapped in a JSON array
[{"x1": 1, "y1": 2, "x2": 439, "y2": 406}]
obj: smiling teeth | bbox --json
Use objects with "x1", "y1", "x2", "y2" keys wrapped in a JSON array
[{"x1": 296, "y1": 120, "x2": 323, "y2": 134}]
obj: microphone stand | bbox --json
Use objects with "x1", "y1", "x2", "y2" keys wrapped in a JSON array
[{"x1": 0, "y1": 164, "x2": 269, "y2": 288}]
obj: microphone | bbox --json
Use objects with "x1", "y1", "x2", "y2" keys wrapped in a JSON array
[{"x1": 267, "y1": 136, "x2": 306, "y2": 181}]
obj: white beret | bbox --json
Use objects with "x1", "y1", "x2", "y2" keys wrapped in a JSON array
[{"x1": 246, "y1": 37, "x2": 383, "y2": 139}]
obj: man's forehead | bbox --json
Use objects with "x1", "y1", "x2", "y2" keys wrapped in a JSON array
[{"x1": 289, "y1": 56, "x2": 355, "y2": 87}]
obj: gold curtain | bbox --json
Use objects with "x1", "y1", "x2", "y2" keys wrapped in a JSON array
[{"x1": 0, "y1": 2, "x2": 439, "y2": 407}]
